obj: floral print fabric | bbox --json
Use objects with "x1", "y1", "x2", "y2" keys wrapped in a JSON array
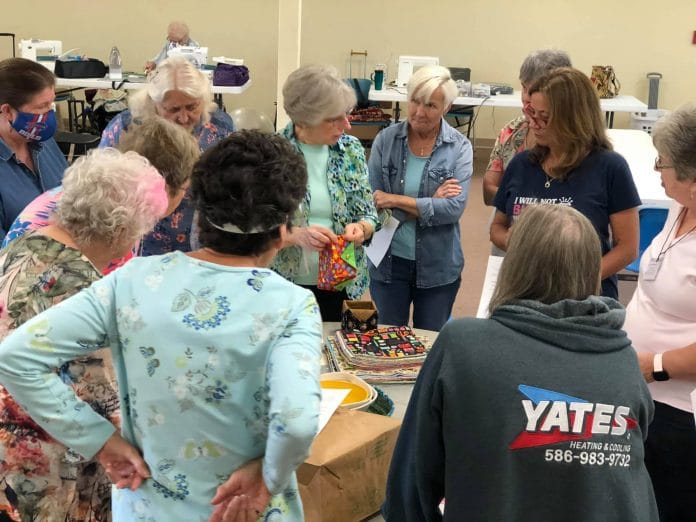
[
  {"x1": 273, "y1": 123, "x2": 379, "y2": 299},
  {"x1": 0, "y1": 251, "x2": 322, "y2": 521},
  {"x1": 485, "y1": 115, "x2": 529, "y2": 174},
  {"x1": 99, "y1": 109, "x2": 235, "y2": 256},
  {"x1": 0, "y1": 232, "x2": 116, "y2": 521}
]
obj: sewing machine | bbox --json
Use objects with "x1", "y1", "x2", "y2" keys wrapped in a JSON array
[
  {"x1": 19, "y1": 39, "x2": 62, "y2": 71},
  {"x1": 396, "y1": 55, "x2": 439, "y2": 87},
  {"x1": 167, "y1": 46, "x2": 208, "y2": 69}
]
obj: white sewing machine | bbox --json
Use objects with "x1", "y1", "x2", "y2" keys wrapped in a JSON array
[
  {"x1": 396, "y1": 55, "x2": 439, "y2": 87},
  {"x1": 19, "y1": 39, "x2": 62, "y2": 63},
  {"x1": 167, "y1": 46, "x2": 208, "y2": 69}
]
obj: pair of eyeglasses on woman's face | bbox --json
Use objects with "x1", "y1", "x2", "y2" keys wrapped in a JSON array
[
  {"x1": 523, "y1": 105, "x2": 549, "y2": 129},
  {"x1": 323, "y1": 112, "x2": 352, "y2": 128},
  {"x1": 654, "y1": 157, "x2": 674, "y2": 171}
]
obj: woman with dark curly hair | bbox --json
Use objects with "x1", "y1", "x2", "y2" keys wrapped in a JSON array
[{"x1": 0, "y1": 131, "x2": 322, "y2": 522}]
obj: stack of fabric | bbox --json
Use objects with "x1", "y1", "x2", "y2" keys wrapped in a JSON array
[{"x1": 324, "y1": 326, "x2": 432, "y2": 383}]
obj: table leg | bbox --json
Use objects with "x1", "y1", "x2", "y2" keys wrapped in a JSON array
[
  {"x1": 393, "y1": 102, "x2": 401, "y2": 123},
  {"x1": 605, "y1": 111, "x2": 615, "y2": 128},
  {"x1": 214, "y1": 93, "x2": 226, "y2": 111}
]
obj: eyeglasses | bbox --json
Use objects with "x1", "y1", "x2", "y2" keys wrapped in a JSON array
[
  {"x1": 654, "y1": 157, "x2": 674, "y2": 170},
  {"x1": 323, "y1": 112, "x2": 352, "y2": 128},
  {"x1": 523, "y1": 106, "x2": 549, "y2": 129}
]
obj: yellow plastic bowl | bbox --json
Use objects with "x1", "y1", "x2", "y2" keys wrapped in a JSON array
[{"x1": 320, "y1": 372, "x2": 377, "y2": 411}]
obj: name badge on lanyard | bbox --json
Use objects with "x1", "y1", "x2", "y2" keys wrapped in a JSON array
[{"x1": 643, "y1": 257, "x2": 663, "y2": 281}]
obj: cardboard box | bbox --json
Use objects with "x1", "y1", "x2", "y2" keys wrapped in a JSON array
[
  {"x1": 341, "y1": 300, "x2": 379, "y2": 333},
  {"x1": 298, "y1": 409, "x2": 401, "y2": 521}
]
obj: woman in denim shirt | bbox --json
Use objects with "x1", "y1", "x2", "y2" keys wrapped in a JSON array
[
  {"x1": 368, "y1": 66, "x2": 472, "y2": 331},
  {"x1": 0, "y1": 58, "x2": 66, "y2": 241}
]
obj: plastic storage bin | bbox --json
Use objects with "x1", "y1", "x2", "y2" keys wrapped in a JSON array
[{"x1": 630, "y1": 109, "x2": 669, "y2": 135}]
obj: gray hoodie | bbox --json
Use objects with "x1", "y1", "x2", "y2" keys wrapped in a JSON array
[{"x1": 383, "y1": 296, "x2": 659, "y2": 522}]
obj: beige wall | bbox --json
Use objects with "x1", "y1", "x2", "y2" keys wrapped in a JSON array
[
  {"x1": 300, "y1": 0, "x2": 695, "y2": 139},
  {"x1": 5, "y1": 1, "x2": 279, "y2": 121},
  {"x1": 5, "y1": 1, "x2": 693, "y2": 139}
]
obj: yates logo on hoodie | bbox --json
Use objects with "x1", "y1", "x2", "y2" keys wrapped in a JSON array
[{"x1": 509, "y1": 384, "x2": 639, "y2": 450}]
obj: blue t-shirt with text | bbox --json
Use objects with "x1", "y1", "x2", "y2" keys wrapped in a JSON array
[{"x1": 494, "y1": 148, "x2": 641, "y2": 299}]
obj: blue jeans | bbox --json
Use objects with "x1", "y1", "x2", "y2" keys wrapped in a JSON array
[{"x1": 370, "y1": 256, "x2": 460, "y2": 331}]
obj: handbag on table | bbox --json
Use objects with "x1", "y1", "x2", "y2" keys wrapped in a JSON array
[
  {"x1": 213, "y1": 63, "x2": 249, "y2": 86},
  {"x1": 590, "y1": 65, "x2": 621, "y2": 98}
]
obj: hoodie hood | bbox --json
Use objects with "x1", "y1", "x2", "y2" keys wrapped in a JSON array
[{"x1": 491, "y1": 296, "x2": 629, "y2": 354}]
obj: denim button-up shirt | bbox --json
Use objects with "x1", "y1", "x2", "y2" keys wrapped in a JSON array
[
  {"x1": 368, "y1": 119, "x2": 472, "y2": 288},
  {"x1": 0, "y1": 137, "x2": 66, "y2": 241}
]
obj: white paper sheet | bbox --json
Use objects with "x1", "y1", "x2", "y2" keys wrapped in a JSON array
[
  {"x1": 365, "y1": 216, "x2": 400, "y2": 267},
  {"x1": 317, "y1": 388, "x2": 350, "y2": 433},
  {"x1": 476, "y1": 255, "x2": 504, "y2": 318}
]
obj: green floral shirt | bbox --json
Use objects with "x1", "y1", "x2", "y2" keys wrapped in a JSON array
[{"x1": 273, "y1": 124, "x2": 379, "y2": 299}]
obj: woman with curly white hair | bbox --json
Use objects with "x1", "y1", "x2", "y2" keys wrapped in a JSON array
[
  {"x1": 100, "y1": 57, "x2": 235, "y2": 256},
  {"x1": 0, "y1": 148, "x2": 167, "y2": 522}
]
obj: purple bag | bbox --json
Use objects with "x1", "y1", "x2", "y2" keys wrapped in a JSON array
[{"x1": 213, "y1": 63, "x2": 250, "y2": 86}]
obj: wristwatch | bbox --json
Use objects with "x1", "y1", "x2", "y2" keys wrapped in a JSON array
[{"x1": 652, "y1": 353, "x2": 670, "y2": 382}]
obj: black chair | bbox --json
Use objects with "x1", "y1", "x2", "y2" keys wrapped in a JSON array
[{"x1": 54, "y1": 131, "x2": 100, "y2": 164}]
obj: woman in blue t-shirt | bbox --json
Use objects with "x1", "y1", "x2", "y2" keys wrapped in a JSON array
[{"x1": 491, "y1": 67, "x2": 640, "y2": 299}]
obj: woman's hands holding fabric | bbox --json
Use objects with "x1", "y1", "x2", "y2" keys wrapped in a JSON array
[
  {"x1": 343, "y1": 223, "x2": 366, "y2": 245},
  {"x1": 97, "y1": 432, "x2": 150, "y2": 491},
  {"x1": 288, "y1": 225, "x2": 337, "y2": 251},
  {"x1": 209, "y1": 458, "x2": 271, "y2": 522},
  {"x1": 433, "y1": 179, "x2": 462, "y2": 199}
]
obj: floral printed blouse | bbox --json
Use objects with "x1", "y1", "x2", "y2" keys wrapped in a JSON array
[
  {"x1": 485, "y1": 115, "x2": 529, "y2": 174},
  {"x1": 0, "y1": 251, "x2": 322, "y2": 521},
  {"x1": 273, "y1": 123, "x2": 379, "y2": 299},
  {"x1": 0, "y1": 232, "x2": 117, "y2": 522},
  {"x1": 99, "y1": 109, "x2": 235, "y2": 256}
]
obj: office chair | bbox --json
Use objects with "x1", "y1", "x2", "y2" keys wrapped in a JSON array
[{"x1": 54, "y1": 131, "x2": 100, "y2": 164}]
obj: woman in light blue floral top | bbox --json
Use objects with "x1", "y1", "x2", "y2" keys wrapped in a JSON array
[
  {"x1": 100, "y1": 57, "x2": 235, "y2": 257},
  {"x1": 274, "y1": 65, "x2": 379, "y2": 321},
  {"x1": 0, "y1": 131, "x2": 321, "y2": 522}
]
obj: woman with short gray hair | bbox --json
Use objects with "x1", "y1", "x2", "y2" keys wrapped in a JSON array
[
  {"x1": 368, "y1": 65, "x2": 472, "y2": 331},
  {"x1": 274, "y1": 64, "x2": 378, "y2": 320},
  {"x1": 0, "y1": 147, "x2": 167, "y2": 521},
  {"x1": 624, "y1": 105, "x2": 696, "y2": 520},
  {"x1": 100, "y1": 57, "x2": 235, "y2": 256},
  {"x1": 384, "y1": 203, "x2": 658, "y2": 521},
  {"x1": 483, "y1": 49, "x2": 571, "y2": 204}
]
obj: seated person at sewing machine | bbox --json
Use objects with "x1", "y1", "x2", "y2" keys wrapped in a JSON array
[{"x1": 145, "y1": 21, "x2": 199, "y2": 73}]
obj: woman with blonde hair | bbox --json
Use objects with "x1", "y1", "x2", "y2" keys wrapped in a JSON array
[
  {"x1": 100, "y1": 57, "x2": 235, "y2": 255},
  {"x1": 368, "y1": 65, "x2": 473, "y2": 330},
  {"x1": 384, "y1": 204, "x2": 657, "y2": 521},
  {"x1": 491, "y1": 67, "x2": 640, "y2": 299},
  {"x1": 0, "y1": 148, "x2": 167, "y2": 521}
]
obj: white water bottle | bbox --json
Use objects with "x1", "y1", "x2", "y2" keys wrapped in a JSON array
[{"x1": 109, "y1": 46, "x2": 122, "y2": 81}]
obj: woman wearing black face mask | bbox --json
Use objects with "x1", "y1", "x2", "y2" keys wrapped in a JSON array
[{"x1": 0, "y1": 58, "x2": 66, "y2": 241}]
